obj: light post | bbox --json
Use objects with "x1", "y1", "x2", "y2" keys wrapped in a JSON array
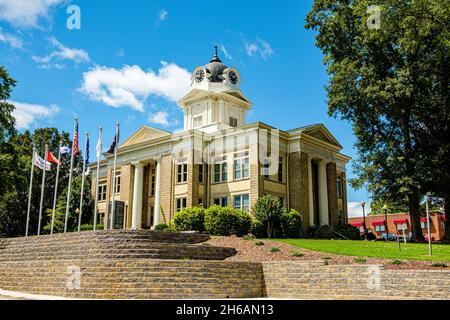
[
  {"x1": 361, "y1": 201, "x2": 368, "y2": 240},
  {"x1": 75, "y1": 208, "x2": 80, "y2": 231},
  {"x1": 382, "y1": 204, "x2": 389, "y2": 242},
  {"x1": 425, "y1": 195, "x2": 432, "y2": 256}
]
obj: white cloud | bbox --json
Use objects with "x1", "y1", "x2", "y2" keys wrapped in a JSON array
[
  {"x1": 244, "y1": 38, "x2": 274, "y2": 60},
  {"x1": 11, "y1": 100, "x2": 59, "y2": 129},
  {"x1": 219, "y1": 45, "x2": 233, "y2": 60},
  {"x1": 0, "y1": 0, "x2": 64, "y2": 28},
  {"x1": 0, "y1": 29, "x2": 23, "y2": 49},
  {"x1": 148, "y1": 111, "x2": 169, "y2": 126},
  {"x1": 158, "y1": 9, "x2": 168, "y2": 22},
  {"x1": 347, "y1": 202, "x2": 372, "y2": 218},
  {"x1": 32, "y1": 37, "x2": 90, "y2": 69},
  {"x1": 80, "y1": 62, "x2": 191, "y2": 112}
]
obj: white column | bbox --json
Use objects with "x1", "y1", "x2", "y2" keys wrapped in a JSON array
[
  {"x1": 153, "y1": 157, "x2": 162, "y2": 228},
  {"x1": 308, "y1": 158, "x2": 314, "y2": 227},
  {"x1": 317, "y1": 160, "x2": 329, "y2": 226},
  {"x1": 131, "y1": 161, "x2": 144, "y2": 229}
]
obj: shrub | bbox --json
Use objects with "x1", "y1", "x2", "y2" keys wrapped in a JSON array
[
  {"x1": 204, "y1": 206, "x2": 252, "y2": 236},
  {"x1": 353, "y1": 258, "x2": 367, "y2": 263},
  {"x1": 171, "y1": 206, "x2": 205, "y2": 232},
  {"x1": 252, "y1": 195, "x2": 284, "y2": 238},
  {"x1": 255, "y1": 241, "x2": 265, "y2": 246},
  {"x1": 291, "y1": 251, "x2": 304, "y2": 257},
  {"x1": 251, "y1": 219, "x2": 267, "y2": 238},
  {"x1": 270, "y1": 247, "x2": 281, "y2": 253},
  {"x1": 79, "y1": 224, "x2": 94, "y2": 231},
  {"x1": 243, "y1": 234, "x2": 256, "y2": 241},
  {"x1": 306, "y1": 226, "x2": 318, "y2": 238},
  {"x1": 155, "y1": 224, "x2": 175, "y2": 231},
  {"x1": 390, "y1": 260, "x2": 404, "y2": 265},
  {"x1": 431, "y1": 263, "x2": 448, "y2": 268},
  {"x1": 334, "y1": 224, "x2": 361, "y2": 240},
  {"x1": 315, "y1": 225, "x2": 334, "y2": 239},
  {"x1": 280, "y1": 209, "x2": 303, "y2": 238},
  {"x1": 95, "y1": 224, "x2": 104, "y2": 230}
]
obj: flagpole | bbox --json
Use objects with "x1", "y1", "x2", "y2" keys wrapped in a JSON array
[
  {"x1": 51, "y1": 141, "x2": 62, "y2": 235},
  {"x1": 25, "y1": 147, "x2": 36, "y2": 237},
  {"x1": 64, "y1": 117, "x2": 78, "y2": 233},
  {"x1": 78, "y1": 131, "x2": 89, "y2": 232},
  {"x1": 37, "y1": 144, "x2": 49, "y2": 236},
  {"x1": 110, "y1": 122, "x2": 119, "y2": 230},
  {"x1": 93, "y1": 127, "x2": 102, "y2": 231}
]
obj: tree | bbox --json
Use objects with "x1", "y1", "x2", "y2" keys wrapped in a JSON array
[
  {"x1": 0, "y1": 128, "x2": 85, "y2": 237},
  {"x1": 306, "y1": 0, "x2": 449, "y2": 241},
  {"x1": 252, "y1": 195, "x2": 284, "y2": 238}
]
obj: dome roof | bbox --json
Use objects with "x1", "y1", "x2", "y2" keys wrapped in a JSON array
[{"x1": 204, "y1": 46, "x2": 228, "y2": 82}]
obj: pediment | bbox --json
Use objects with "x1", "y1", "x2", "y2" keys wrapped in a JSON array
[
  {"x1": 121, "y1": 126, "x2": 171, "y2": 148},
  {"x1": 290, "y1": 124, "x2": 342, "y2": 149},
  {"x1": 304, "y1": 125, "x2": 342, "y2": 148}
]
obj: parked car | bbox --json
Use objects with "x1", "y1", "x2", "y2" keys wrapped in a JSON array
[{"x1": 378, "y1": 233, "x2": 397, "y2": 241}]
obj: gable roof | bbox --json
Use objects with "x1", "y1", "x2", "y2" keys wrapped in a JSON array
[
  {"x1": 288, "y1": 123, "x2": 343, "y2": 148},
  {"x1": 120, "y1": 125, "x2": 171, "y2": 148}
]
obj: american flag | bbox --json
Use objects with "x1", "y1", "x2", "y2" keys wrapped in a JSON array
[{"x1": 73, "y1": 121, "x2": 79, "y2": 156}]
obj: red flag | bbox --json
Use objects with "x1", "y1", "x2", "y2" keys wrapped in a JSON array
[
  {"x1": 73, "y1": 121, "x2": 79, "y2": 156},
  {"x1": 47, "y1": 150, "x2": 59, "y2": 164}
]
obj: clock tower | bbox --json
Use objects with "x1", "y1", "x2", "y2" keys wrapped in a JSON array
[{"x1": 178, "y1": 47, "x2": 253, "y2": 133}]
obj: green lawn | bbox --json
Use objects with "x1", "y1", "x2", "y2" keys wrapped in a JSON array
[{"x1": 273, "y1": 239, "x2": 450, "y2": 261}]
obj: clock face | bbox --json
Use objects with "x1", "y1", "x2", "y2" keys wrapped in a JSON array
[
  {"x1": 228, "y1": 71, "x2": 238, "y2": 85},
  {"x1": 194, "y1": 69, "x2": 205, "y2": 83}
]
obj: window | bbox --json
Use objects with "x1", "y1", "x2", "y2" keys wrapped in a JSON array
[
  {"x1": 336, "y1": 176, "x2": 342, "y2": 199},
  {"x1": 234, "y1": 194, "x2": 249, "y2": 212},
  {"x1": 193, "y1": 115, "x2": 203, "y2": 128},
  {"x1": 198, "y1": 198, "x2": 204, "y2": 207},
  {"x1": 397, "y1": 223, "x2": 407, "y2": 231},
  {"x1": 279, "y1": 197, "x2": 285, "y2": 206},
  {"x1": 375, "y1": 225, "x2": 385, "y2": 232},
  {"x1": 98, "y1": 212, "x2": 105, "y2": 224},
  {"x1": 198, "y1": 164, "x2": 204, "y2": 183},
  {"x1": 262, "y1": 158, "x2": 270, "y2": 179},
  {"x1": 176, "y1": 197, "x2": 187, "y2": 212},
  {"x1": 229, "y1": 117, "x2": 238, "y2": 127},
  {"x1": 278, "y1": 157, "x2": 283, "y2": 182},
  {"x1": 151, "y1": 169, "x2": 155, "y2": 196},
  {"x1": 359, "y1": 226, "x2": 365, "y2": 233},
  {"x1": 177, "y1": 162, "x2": 188, "y2": 183},
  {"x1": 421, "y1": 221, "x2": 429, "y2": 229},
  {"x1": 213, "y1": 197, "x2": 228, "y2": 207},
  {"x1": 234, "y1": 152, "x2": 249, "y2": 180},
  {"x1": 112, "y1": 172, "x2": 121, "y2": 194},
  {"x1": 214, "y1": 158, "x2": 228, "y2": 183},
  {"x1": 97, "y1": 182, "x2": 107, "y2": 201}
]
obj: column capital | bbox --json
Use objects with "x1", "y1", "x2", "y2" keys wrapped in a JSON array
[
  {"x1": 131, "y1": 161, "x2": 145, "y2": 168},
  {"x1": 152, "y1": 156, "x2": 162, "y2": 163}
]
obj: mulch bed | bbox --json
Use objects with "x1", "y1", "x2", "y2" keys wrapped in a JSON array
[{"x1": 207, "y1": 236, "x2": 449, "y2": 270}]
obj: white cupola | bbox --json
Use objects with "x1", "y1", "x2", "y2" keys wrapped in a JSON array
[{"x1": 178, "y1": 46, "x2": 253, "y2": 133}]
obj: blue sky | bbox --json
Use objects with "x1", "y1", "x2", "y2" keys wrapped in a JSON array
[{"x1": 0, "y1": 0, "x2": 370, "y2": 215}]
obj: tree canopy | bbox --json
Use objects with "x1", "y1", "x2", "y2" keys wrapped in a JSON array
[{"x1": 306, "y1": 0, "x2": 449, "y2": 241}]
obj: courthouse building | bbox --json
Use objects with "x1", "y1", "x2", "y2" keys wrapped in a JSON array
[{"x1": 91, "y1": 49, "x2": 351, "y2": 230}]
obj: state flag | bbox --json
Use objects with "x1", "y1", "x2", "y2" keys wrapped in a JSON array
[
  {"x1": 47, "y1": 150, "x2": 59, "y2": 164},
  {"x1": 33, "y1": 150, "x2": 51, "y2": 171}
]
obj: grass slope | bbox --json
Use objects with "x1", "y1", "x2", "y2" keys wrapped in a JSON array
[{"x1": 273, "y1": 239, "x2": 450, "y2": 261}]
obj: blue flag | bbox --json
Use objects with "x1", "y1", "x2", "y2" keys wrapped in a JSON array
[{"x1": 85, "y1": 136, "x2": 89, "y2": 167}]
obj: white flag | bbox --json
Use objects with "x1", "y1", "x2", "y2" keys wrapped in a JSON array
[
  {"x1": 33, "y1": 150, "x2": 51, "y2": 171},
  {"x1": 96, "y1": 136, "x2": 102, "y2": 158}
]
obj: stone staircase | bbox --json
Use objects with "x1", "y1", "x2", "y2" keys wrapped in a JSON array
[
  {"x1": 263, "y1": 262, "x2": 450, "y2": 300},
  {"x1": 0, "y1": 230, "x2": 265, "y2": 299},
  {"x1": 0, "y1": 232, "x2": 448, "y2": 299},
  {"x1": 0, "y1": 230, "x2": 236, "y2": 261}
]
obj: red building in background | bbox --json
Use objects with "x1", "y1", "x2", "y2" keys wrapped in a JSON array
[{"x1": 348, "y1": 212, "x2": 446, "y2": 242}]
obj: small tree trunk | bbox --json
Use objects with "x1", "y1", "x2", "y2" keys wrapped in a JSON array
[
  {"x1": 267, "y1": 223, "x2": 273, "y2": 238},
  {"x1": 409, "y1": 188, "x2": 425, "y2": 242},
  {"x1": 443, "y1": 194, "x2": 450, "y2": 243}
]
